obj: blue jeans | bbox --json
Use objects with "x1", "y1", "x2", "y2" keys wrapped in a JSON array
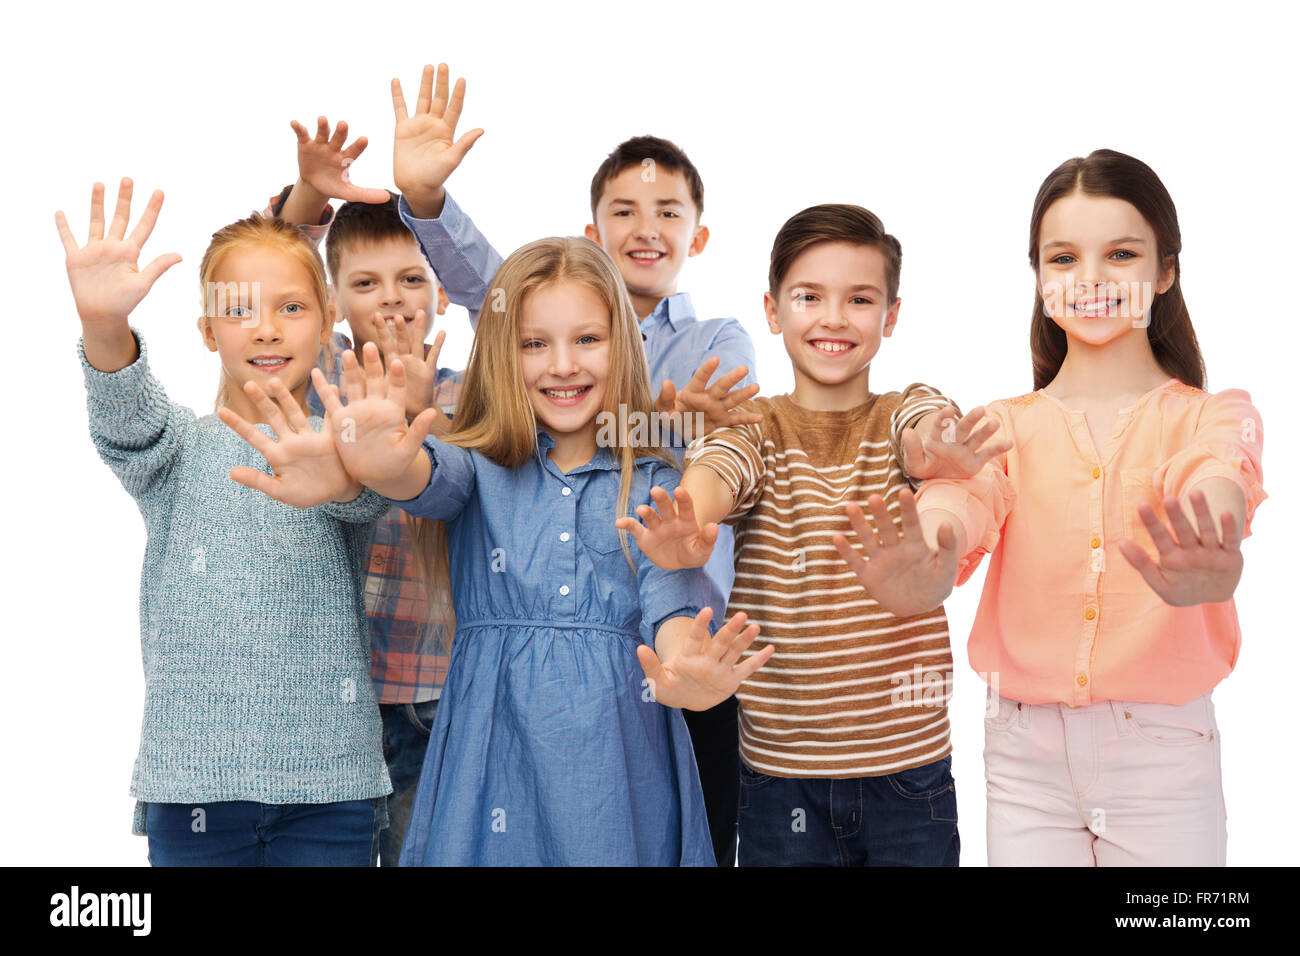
[
  {"x1": 144, "y1": 798, "x2": 386, "y2": 866},
  {"x1": 737, "y1": 756, "x2": 960, "y2": 866},
  {"x1": 375, "y1": 699, "x2": 439, "y2": 867}
]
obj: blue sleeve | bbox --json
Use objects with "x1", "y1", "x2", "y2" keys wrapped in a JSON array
[
  {"x1": 397, "y1": 191, "x2": 505, "y2": 330},
  {"x1": 703, "y1": 318, "x2": 759, "y2": 390},
  {"x1": 387, "y1": 434, "x2": 477, "y2": 521},
  {"x1": 80, "y1": 329, "x2": 193, "y2": 509},
  {"x1": 633, "y1": 462, "x2": 714, "y2": 638}
]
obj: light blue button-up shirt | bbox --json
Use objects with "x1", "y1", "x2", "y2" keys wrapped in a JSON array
[{"x1": 398, "y1": 192, "x2": 757, "y2": 621}]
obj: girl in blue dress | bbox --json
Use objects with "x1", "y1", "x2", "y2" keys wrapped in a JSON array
[{"x1": 314, "y1": 236, "x2": 773, "y2": 865}]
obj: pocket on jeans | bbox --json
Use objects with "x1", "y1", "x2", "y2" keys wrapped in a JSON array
[
  {"x1": 1122, "y1": 698, "x2": 1216, "y2": 746},
  {"x1": 984, "y1": 692, "x2": 1021, "y2": 733},
  {"x1": 404, "y1": 699, "x2": 439, "y2": 737},
  {"x1": 886, "y1": 755, "x2": 955, "y2": 800},
  {"x1": 739, "y1": 762, "x2": 779, "y2": 790}
]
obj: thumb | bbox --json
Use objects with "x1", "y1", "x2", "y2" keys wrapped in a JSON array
[
  {"x1": 404, "y1": 407, "x2": 439, "y2": 449},
  {"x1": 655, "y1": 380, "x2": 676, "y2": 414},
  {"x1": 449, "y1": 128, "x2": 484, "y2": 165},
  {"x1": 901, "y1": 427, "x2": 925, "y2": 470},
  {"x1": 637, "y1": 644, "x2": 665, "y2": 686},
  {"x1": 140, "y1": 252, "x2": 182, "y2": 289}
]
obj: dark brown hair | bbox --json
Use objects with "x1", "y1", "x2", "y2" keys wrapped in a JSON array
[
  {"x1": 589, "y1": 136, "x2": 704, "y2": 222},
  {"x1": 768, "y1": 204, "x2": 902, "y2": 300},
  {"x1": 324, "y1": 192, "x2": 418, "y2": 285},
  {"x1": 1028, "y1": 149, "x2": 1205, "y2": 390}
]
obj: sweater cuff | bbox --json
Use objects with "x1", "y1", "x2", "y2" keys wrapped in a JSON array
[
  {"x1": 79, "y1": 328, "x2": 151, "y2": 403},
  {"x1": 320, "y1": 486, "x2": 389, "y2": 524}
]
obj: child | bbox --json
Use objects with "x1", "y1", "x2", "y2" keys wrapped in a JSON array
[
  {"x1": 621, "y1": 204, "x2": 1009, "y2": 866},
  {"x1": 308, "y1": 236, "x2": 774, "y2": 865},
  {"x1": 387, "y1": 63, "x2": 759, "y2": 865},
  {"x1": 57, "y1": 179, "x2": 392, "y2": 866},
  {"x1": 257, "y1": 117, "x2": 464, "y2": 865},
  {"x1": 907, "y1": 149, "x2": 1265, "y2": 866}
]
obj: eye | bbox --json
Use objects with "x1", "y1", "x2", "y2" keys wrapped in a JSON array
[
  {"x1": 403, "y1": 275, "x2": 427, "y2": 285},
  {"x1": 227, "y1": 306, "x2": 252, "y2": 319},
  {"x1": 798, "y1": 293, "x2": 818, "y2": 302},
  {"x1": 578, "y1": 334, "x2": 600, "y2": 345},
  {"x1": 661, "y1": 211, "x2": 679, "y2": 218},
  {"x1": 850, "y1": 296, "x2": 872, "y2": 305},
  {"x1": 1110, "y1": 250, "x2": 1136, "y2": 260},
  {"x1": 613, "y1": 210, "x2": 631, "y2": 217},
  {"x1": 354, "y1": 279, "x2": 374, "y2": 289},
  {"x1": 522, "y1": 340, "x2": 543, "y2": 349},
  {"x1": 1048, "y1": 254, "x2": 1077, "y2": 265},
  {"x1": 283, "y1": 303, "x2": 303, "y2": 314}
]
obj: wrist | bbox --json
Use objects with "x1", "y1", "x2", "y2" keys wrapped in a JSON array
[{"x1": 402, "y1": 187, "x2": 446, "y2": 220}]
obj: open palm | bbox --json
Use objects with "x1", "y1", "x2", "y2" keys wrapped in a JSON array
[
  {"x1": 1118, "y1": 491, "x2": 1244, "y2": 606},
  {"x1": 391, "y1": 63, "x2": 484, "y2": 207},
  {"x1": 290, "y1": 116, "x2": 392, "y2": 205},
  {"x1": 902, "y1": 405, "x2": 1013, "y2": 481},
  {"x1": 615, "y1": 485, "x2": 719, "y2": 570}
]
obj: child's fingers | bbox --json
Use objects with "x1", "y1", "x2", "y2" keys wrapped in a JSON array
[
  {"x1": 896, "y1": 488, "x2": 924, "y2": 543},
  {"x1": 341, "y1": 134, "x2": 369, "y2": 163},
  {"x1": 900, "y1": 427, "x2": 926, "y2": 470},
  {"x1": 1218, "y1": 510, "x2": 1242, "y2": 552},
  {"x1": 228, "y1": 465, "x2": 282, "y2": 498},
  {"x1": 127, "y1": 189, "x2": 166, "y2": 249},
  {"x1": 448, "y1": 128, "x2": 484, "y2": 166},
  {"x1": 1117, "y1": 538, "x2": 1164, "y2": 590},
  {"x1": 390, "y1": 76, "x2": 410, "y2": 121},
  {"x1": 371, "y1": 312, "x2": 398, "y2": 359},
  {"x1": 386, "y1": 348, "x2": 409, "y2": 407},
  {"x1": 267, "y1": 377, "x2": 309, "y2": 433},
  {"x1": 444, "y1": 72, "x2": 467, "y2": 128},
  {"x1": 361, "y1": 340, "x2": 387, "y2": 397},
  {"x1": 108, "y1": 177, "x2": 133, "y2": 241},
  {"x1": 430, "y1": 62, "x2": 450, "y2": 116},
  {"x1": 88, "y1": 181, "x2": 106, "y2": 241},
  {"x1": 54, "y1": 210, "x2": 78, "y2": 256},
  {"x1": 393, "y1": 310, "x2": 413, "y2": 355},
  {"x1": 832, "y1": 532, "x2": 870, "y2": 579},
  {"x1": 409, "y1": 308, "x2": 430, "y2": 352},
  {"x1": 328, "y1": 118, "x2": 348, "y2": 151},
  {"x1": 217, "y1": 406, "x2": 278, "y2": 461},
  {"x1": 340, "y1": 349, "x2": 365, "y2": 405},
  {"x1": 140, "y1": 253, "x2": 183, "y2": 290},
  {"x1": 416, "y1": 63, "x2": 436, "y2": 115},
  {"x1": 654, "y1": 379, "x2": 677, "y2": 415},
  {"x1": 425, "y1": 329, "x2": 446, "y2": 373},
  {"x1": 1161, "y1": 495, "x2": 1200, "y2": 550},
  {"x1": 649, "y1": 485, "x2": 678, "y2": 522},
  {"x1": 632, "y1": 502, "x2": 664, "y2": 533},
  {"x1": 401, "y1": 407, "x2": 439, "y2": 458},
  {"x1": 290, "y1": 119, "x2": 310, "y2": 144},
  {"x1": 1136, "y1": 504, "x2": 1179, "y2": 558},
  {"x1": 312, "y1": 368, "x2": 344, "y2": 417},
  {"x1": 865, "y1": 494, "x2": 897, "y2": 547},
  {"x1": 245, "y1": 379, "x2": 292, "y2": 437},
  {"x1": 963, "y1": 418, "x2": 999, "y2": 450},
  {"x1": 731, "y1": 642, "x2": 775, "y2": 681},
  {"x1": 843, "y1": 502, "x2": 882, "y2": 558},
  {"x1": 313, "y1": 115, "x2": 330, "y2": 143},
  {"x1": 948, "y1": 405, "x2": 982, "y2": 441},
  {"x1": 614, "y1": 515, "x2": 649, "y2": 545},
  {"x1": 636, "y1": 644, "x2": 666, "y2": 693},
  {"x1": 717, "y1": 620, "x2": 762, "y2": 666},
  {"x1": 672, "y1": 486, "x2": 699, "y2": 530},
  {"x1": 1189, "y1": 490, "x2": 1219, "y2": 547},
  {"x1": 685, "y1": 356, "x2": 721, "y2": 393},
  {"x1": 709, "y1": 364, "x2": 750, "y2": 398}
]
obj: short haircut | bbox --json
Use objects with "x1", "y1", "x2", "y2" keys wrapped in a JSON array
[
  {"x1": 768, "y1": 204, "x2": 902, "y2": 301},
  {"x1": 324, "y1": 192, "x2": 419, "y2": 284},
  {"x1": 589, "y1": 135, "x2": 705, "y2": 222}
]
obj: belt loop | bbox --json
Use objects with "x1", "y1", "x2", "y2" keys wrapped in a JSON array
[
  {"x1": 1017, "y1": 699, "x2": 1029, "y2": 730},
  {"x1": 1112, "y1": 700, "x2": 1131, "y2": 737}
]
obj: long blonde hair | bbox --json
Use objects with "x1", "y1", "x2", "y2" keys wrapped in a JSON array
[
  {"x1": 197, "y1": 213, "x2": 331, "y2": 410},
  {"x1": 412, "y1": 236, "x2": 675, "y2": 648}
]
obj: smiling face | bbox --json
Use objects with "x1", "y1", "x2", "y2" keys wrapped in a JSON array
[
  {"x1": 333, "y1": 235, "x2": 448, "y2": 352},
  {"x1": 1037, "y1": 190, "x2": 1175, "y2": 347},
  {"x1": 584, "y1": 165, "x2": 707, "y2": 317},
  {"x1": 518, "y1": 280, "x2": 612, "y2": 463},
  {"x1": 765, "y1": 241, "x2": 900, "y2": 411},
  {"x1": 200, "y1": 244, "x2": 330, "y2": 423}
]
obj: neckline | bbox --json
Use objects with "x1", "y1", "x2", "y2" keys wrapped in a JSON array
[
  {"x1": 1035, "y1": 377, "x2": 1178, "y2": 465},
  {"x1": 1036, "y1": 377, "x2": 1179, "y2": 417},
  {"x1": 774, "y1": 392, "x2": 878, "y2": 424}
]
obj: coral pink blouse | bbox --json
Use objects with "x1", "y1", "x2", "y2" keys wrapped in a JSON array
[{"x1": 915, "y1": 379, "x2": 1265, "y2": 706}]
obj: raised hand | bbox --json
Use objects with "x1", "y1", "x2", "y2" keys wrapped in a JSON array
[
  {"x1": 314, "y1": 341, "x2": 438, "y2": 489},
  {"x1": 1118, "y1": 491, "x2": 1243, "y2": 606},
  {"x1": 639, "y1": 609, "x2": 774, "y2": 711},
  {"x1": 219, "y1": 377, "x2": 360, "y2": 508},
  {"x1": 832, "y1": 489, "x2": 960, "y2": 616},
  {"x1": 289, "y1": 116, "x2": 392, "y2": 205},
  {"x1": 391, "y1": 63, "x2": 484, "y2": 219},
  {"x1": 901, "y1": 405, "x2": 1013, "y2": 480},
  {"x1": 615, "y1": 485, "x2": 719, "y2": 570},
  {"x1": 56, "y1": 178, "x2": 181, "y2": 327},
  {"x1": 370, "y1": 308, "x2": 449, "y2": 423},
  {"x1": 654, "y1": 356, "x2": 762, "y2": 440}
]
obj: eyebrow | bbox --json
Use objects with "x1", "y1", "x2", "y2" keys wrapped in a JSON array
[
  {"x1": 1042, "y1": 236, "x2": 1149, "y2": 251},
  {"x1": 607, "y1": 198, "x2": 685, "y2": 208},
  {"x1": 790, "y1": 281, "x2": 884, "y2": 296}
]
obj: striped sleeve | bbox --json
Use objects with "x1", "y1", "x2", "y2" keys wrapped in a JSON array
[
  {"x1": 890, "y1": 383, "x2": 958, "y2": 488},
  {"x1": 684, "y1": 404, "x2": 766, "y2": 524}
]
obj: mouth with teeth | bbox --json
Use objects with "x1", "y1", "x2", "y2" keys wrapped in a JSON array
[
  {"x1": 626, "y1": 249, "x2": 667, "y2": 266},
  {"x1": 540, "y1": 385, "x2": 593, "y2": 406},
  {"x1": 248, "y1": 355, "x2": 292, "y2": 372},
  {"x1": 1069, "y1": 298, "x2": 1124, "y2": 317},
  {"x1": 807, "y1": 339, "x2": 855, "y2": 355}
]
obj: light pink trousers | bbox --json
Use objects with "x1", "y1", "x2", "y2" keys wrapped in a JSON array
[{"x1": 984, "y1": 691, "x2": 1227, "y2": 866}]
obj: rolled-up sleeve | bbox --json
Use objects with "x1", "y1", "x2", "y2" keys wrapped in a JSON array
[{"x1": 388, "y1": 435, "x2": 477, "y2": 521}]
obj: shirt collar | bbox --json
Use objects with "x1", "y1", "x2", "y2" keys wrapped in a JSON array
[
  {"x1": 644, "y1": 292, "x2": 695, "y2": 333},
  {"x1": 534, "y1": 427, "x2": 662, "y2": 473}
]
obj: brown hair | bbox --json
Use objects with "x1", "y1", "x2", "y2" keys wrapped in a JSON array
[
  {"x1": 197, "y1": 213, "x2": 330, "y2": 410},
  {"x1": 589, "y1": 135, "x2": 704, "y2": 222},
  {"x1": 768, "y1": 204, "x2": 902, "y2": 301},
  {"x1": 410, "y1": 236, "x2": 676, "y2": 648},
  {"x1": 1028, "y1": 149, "x2": 1205, "y2": 390},
  {"x1": 324, "y1": 192, "x2": 418, "y2": 286}
]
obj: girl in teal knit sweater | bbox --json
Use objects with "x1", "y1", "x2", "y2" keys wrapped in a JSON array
[{"x1": 59, "y1": 178, "x2": 392, "y2": 866}]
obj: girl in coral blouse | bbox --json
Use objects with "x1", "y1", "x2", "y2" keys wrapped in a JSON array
[{"x1": 837, "y1": 149, "x2": 1265, "y2": 866}]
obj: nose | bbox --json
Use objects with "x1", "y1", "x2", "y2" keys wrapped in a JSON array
[
  {"x1": 548, "y1": 343, "x2": 580, "y2": 377},
  {"x1": 252, "y1": 311, "x2": 284, "y2": 343},
  {"x1": 820, "y1": 302, "x2": 849, "y2": 330},
  {"x1": 633, "y1": 217, "x2": 659, "y2": 242},
  {"x1": 380, "y1": 280, "x2": 404, "y2": 310}
]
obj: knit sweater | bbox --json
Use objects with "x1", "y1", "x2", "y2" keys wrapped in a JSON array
[{"x1": 80, "y1": 330, "x2": 392, "y2": 830}]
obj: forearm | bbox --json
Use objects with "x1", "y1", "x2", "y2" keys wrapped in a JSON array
[
  {"x1": 1187, "y1": 476, "x2": 1247, "y2": 539},
  {"x1": 81, "y1": 317, "x2": 139, "y2": 373},
  {"x1": 680, "y1": 464, "x2": 737, "y2": 527},
  {"x1": 279, "y1": 178, "x2": 331, "y2": 227},
  {"x1": 653, "y1": 615, "x2": 696, "y2": 665},
  {"x1": 403, "y1": 186, "x2": 447, "y2": 221},
  {"x1": 368, "y1": 445, "x2": 433, "y2": 501}
]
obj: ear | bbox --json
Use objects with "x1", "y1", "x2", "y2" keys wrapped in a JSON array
[
  {"x1": 1156, "y1": 256, "x2": 1176, "y2": 295},
  {"x1": 197, "y1": 315, "x2": 218, "y2": 352},
  {"x1": 583, "y1": 223, "x2": 602, "y2": 246},
  {"x1": 436, "y1": 284, "x2": 450, "y2": 315},
  {"x1": 882, "y1": 296, "x2": 901, "y2": 338},
  {"x1": 688, "y1": 224, "x2": 709, "y2": 257},
  {"x1": 763, "y1": 291, "x2": 781, "y2": 336},
  {"x1": 326, "y1": 287, "x2": 344, "y2": 327}
]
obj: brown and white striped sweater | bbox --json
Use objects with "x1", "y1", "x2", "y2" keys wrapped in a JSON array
[{"x1": 685, "y1": 385, "x2": 956, "y2": 777}]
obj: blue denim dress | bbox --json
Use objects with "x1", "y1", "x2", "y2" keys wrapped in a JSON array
[{"x1": 395, "y1": 430, "x2": 716, "y2": 866}]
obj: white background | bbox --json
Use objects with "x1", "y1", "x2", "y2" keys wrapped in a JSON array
[{"x1": 3, "y1": 0, "x2": 1295, "y2": 866}]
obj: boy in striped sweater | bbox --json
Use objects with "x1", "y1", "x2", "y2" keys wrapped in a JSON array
[{"x1": 618, "y1": 204, "x2": 1009, "y2": 866}]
